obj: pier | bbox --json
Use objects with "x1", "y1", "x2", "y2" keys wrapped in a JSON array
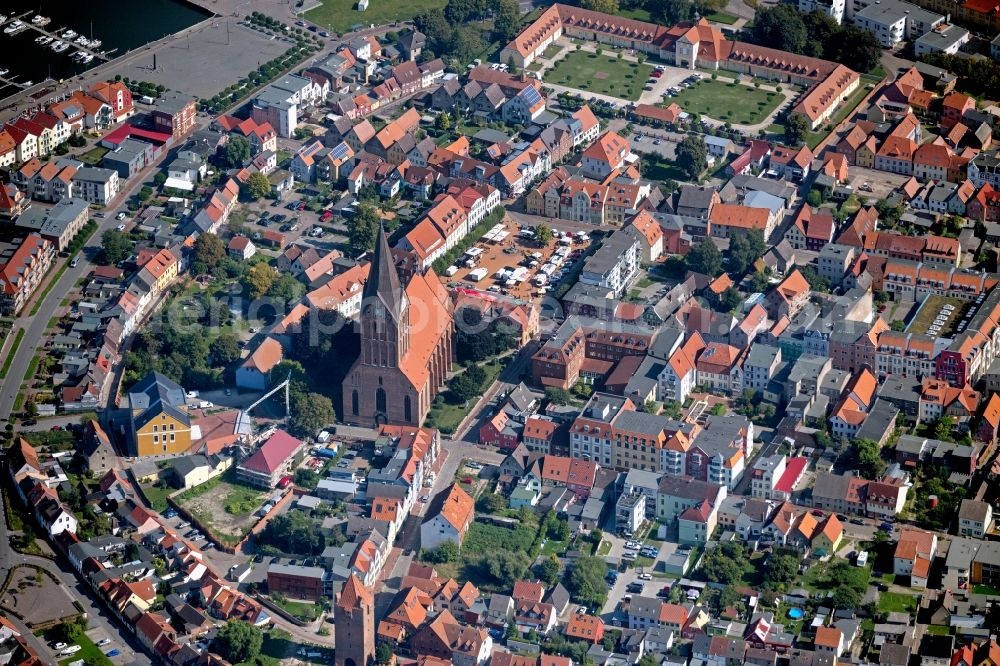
[{"x1": 1, "y1": 11, "x2": 114, "y2": 62}]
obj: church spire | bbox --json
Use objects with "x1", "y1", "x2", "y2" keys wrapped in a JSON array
[{"x1": 363, "y1": 221, "x2": 404, "y2": 321}]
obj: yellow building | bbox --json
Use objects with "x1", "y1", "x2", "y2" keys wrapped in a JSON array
[
  {"x1": 129, "y1": 372, "x2": 192, "y2": 457},
  {"x1": 812, "y1": 514, "x2": 844, "y2": 554}
]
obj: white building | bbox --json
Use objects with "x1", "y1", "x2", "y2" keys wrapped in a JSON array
[
  {"x1": 852, "y1": 0, "x2": 945, "y2": 47},
  {"x1": 913, "y1": 23, "x2": 970, "y2": 56},
  {"x1": 800, "y1": 0, "x2": 847, "y2": 23},
  {"x1": 251, "y1": 74, "x2": 329, "y2": 138},
  {"x1": 420, "y1": 485, "x2": 474, "y2": 551},
  {"x1": 578, "y1": 229, "x2": 640, "y2": 297},
  {"x1": 72, "y1": 167, "x2": 120, "y2": 206}
]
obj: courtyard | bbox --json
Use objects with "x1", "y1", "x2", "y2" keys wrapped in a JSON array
[
  {"x1": 907, "y1": 294, "x2": 971, "y2": 337},
  {"x1": 305, "y1": 0, "x2": 444, "y2": 32},
  {"x1": 544, "y1": 49, "x2": 653, "y2": 101},
  {"x1": 670, "y1": 78, "x2": 784, "y2": 125}
]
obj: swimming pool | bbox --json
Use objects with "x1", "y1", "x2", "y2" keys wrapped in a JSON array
[{"x1": 787, "y1": 608, "x2": 805, "y2": 619}]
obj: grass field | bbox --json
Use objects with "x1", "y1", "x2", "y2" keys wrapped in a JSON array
[
  {"x1": 269, "y1": 596, "x2": 321, "y2": 622},
  {"x1": 0, "y1": 329, "x2": 24, "y2": 379},
  {"x1": 305, "y1": 0, "x2": 444, "y2": 33},
  {"x1": 672, "y1": 79, "x2": 782, "y2": 125},
  {"x1": 544, "y1": 49, "x2": 653, "y2": 101},
  {"x1": 77, "y1": 146, "x2": 109, "y2": 166},
  {"x1": 878, "y1": 591, "x2": 918, "y2": 613},
  {"x1": 462, "y1": 521, "x2": 537, "y2": 555}
]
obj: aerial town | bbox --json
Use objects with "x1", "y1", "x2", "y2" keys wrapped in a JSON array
[{"x1": 2, "y1": 0, "x2": 1000, "y2": 664}]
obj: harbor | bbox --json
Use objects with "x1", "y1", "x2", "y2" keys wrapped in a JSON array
[{"x1": 0, "y1": 0, "x2": 213, "y2": 105}]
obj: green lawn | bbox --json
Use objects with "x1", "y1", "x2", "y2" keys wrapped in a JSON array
[
  {"x1": 304, "y1": 0, "x2": 444, "y2": 33},
  {"x1": 704, "y1": 10, "x2": 739, "y2": 23},
  {"x1": 0, "y1": 329, "x2": 25, "y2": 379},
  {"x1": 425, "y1": 360, "x2": 503, "y2": 434},
  {"x1": 878, "y1": 591, "x2": 918, "y2": 613},
  {"x1": 597, "y1": 540, "x2": 612, "y2": 556},
  {"x1": 925, "y1": 624, "x2": 951, "y2": 635},
  {"x1": 672, "y1": 79, "x2": 782, "y2": 125},
  {"x1": 269, "y1": 596, "x2": 321, "y2": 622},
  {"x1": 141, "y1": 482, "x2": 175, "y2": 513},
  {"x1": 77, "y1": 146, "x2": 109, "y2": 166},
  {"x1": 544, "y1": 49, "x2": 653, "y2": 101},
  {"x1": 540, "y1": 539, "x2": 568, "y2": 556}
]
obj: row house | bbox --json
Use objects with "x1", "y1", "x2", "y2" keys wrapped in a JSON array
[
  {"x1": 0, "y1": 234, "x2": 55, "y2": 315},
  {"x1": 812, "y1": 471, "x2": 909, "y2": 519},
  {"x1": 882, "y1": 259, "x2": 996, "y2": 302},
  {"x1": 875, "y1": 331, "x2": 941, "y2": 379},
  {"x1": 785, "y1": 207, "x2": 835, "y2": 251},
  {"x1": 937, "y1": 288, "x2": 1000, "y2": 386}
]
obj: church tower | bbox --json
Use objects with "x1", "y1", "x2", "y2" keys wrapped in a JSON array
[
  {"x1": 334, "y1": 574, "x2": 374, "y2": 666},
  {"x1": 360, "y1": 224, "x2": 410, "y2": 369}
]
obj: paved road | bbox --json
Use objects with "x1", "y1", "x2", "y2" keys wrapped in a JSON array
[
  {"x1": 0, "y1": 124, "x2": 201, "y2": 425},
  {"x1": 0, "y1": 481, "x2": 153, "y2": 665}
]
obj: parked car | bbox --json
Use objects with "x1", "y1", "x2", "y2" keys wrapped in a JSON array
[
  {"x1": 278, "y1": 476, "x2": 293, "y2": 489},
  {"x1": 70, "y1": 256, "x2": 80, "y2": 268}
]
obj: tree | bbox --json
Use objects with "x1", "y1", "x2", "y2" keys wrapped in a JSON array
[
  {"x1": 784, "y1": 112, "x2": 810, "y2": 146},
  {"x1": 245, "y1": 172, "x2": 271, "y2": 200},
  {"x1": 535, "y1": 223, "x2": 554, "y2": 244},
  {"x1": 223, "y1": 136, "x2": 252, "y2": 168},
  {"x1": 193, "y1": 233, "x2": 226, "y2": 273},
  {"x1": 751, "y1": 5, "x2": 807, "y2": 54},
  {"x1": 477, "y1": 550, "x2": 530, "y2": 588},
  {"x1": 675, "y1": 135, "x2": 707, "y2": 180},
  {"x1": 493, "y1": 0, "x2": 521, "y2": 43},
  {"x1": 422, "y1": 540, "x2": 460, "y2": 563},
  {"x1": 348, "y1": 203, "x2": 380, "y2": 255},
  {"x1": 751, "y1": 270, "x2": 770, "y2": 293},
  {"x1": 650, "y1": 0, "x2": 697, "y2": 24},
  {"x1": 826, "y1": 25, "x2": 881, "y2": 72},
  {"x1": 450, "y1": 364, "x2": 487, "y2": 402},
  {"x1": 638, "y1": 655, "x2": 659, "y2": 666},
  {"x1": 100, "y1": 229, "x2": 133, "y2": 265},
  {"x1": 801, "y1": 10, "x2": 839, "y2": 57},
  {"x1": 376, "y1": 641, "x2": 394, "y2": 665},
  {"x1": 213, "y1": 620, "x2": 262, "y2": 664},
  {"x1": 452, "y1": 26, "x2": 487, "y2": 63},
  {"x1": 436, "y1": 112, "x2": 452, "y2": 131},
  {"x1": 242, "y1": 263, "x2": 277, "y2": 299},
  {"x1": 476, "y1": 492, "x2": 508, "y2": 514},
  {"x1": 535, "y1": 555, "x2": 562, "y2": 585},
  {"x1": 846, "y1": 438, "x2": 886, "y2": 478},
  {"x1": 260, "y1": 510, "x2": 327, "y2": 555},
  {"x1": 290, "y1": 391, "x2": 334, "y2": 438},
  {"x1": 830, "y1": 585, "x2": 862, "y2": 610},
  {"x1": 581, "y1": 0, "x2": 619, "y2": 12},
  {"x1": 640, "y1": 400, "x2": 659, "y2": 414},
  {"x1": 719, "y1": 287, "x2": 743, "y2": 312},
  {"x1": 294, "y1": 468, "x2": 319, "y2": 488},
  {"x1": 933, "y1": 416, "x2": 955, "y2": 442},
  {"x1": 876, "y1": 198, "x2": 904, "y2": 227},
  {"x1": 702, "y1": 541, "x2": 749, "y2": 585},
  {"x1": 728, "y1": 229, "x2": 766, "y2": 275},
  {"x1": 210, "y1": 333, "x2": 241, "y2": 366},
  {"x1": 762, "y1": 549, "x2": 800, "y2": 589},
  {"x1": 268, "y1": 274, "x2": 305, "y2": 304},
  {"x1": 566, "y1": 556, "x2": 609, "y2": 609},
  {"x1": 685, "y1": 238, "x2": 723, "y2": 277},
  {"x1": 545, "y1": 387, "x2": 574, "y2": 405},
  {"x1": 414, "y1": 8, "x2": 453, "y2": 54}
]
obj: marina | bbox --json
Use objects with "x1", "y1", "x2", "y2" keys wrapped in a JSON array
[{"x1": 0, "y1": 11, "x2": 116, "y2": 63}]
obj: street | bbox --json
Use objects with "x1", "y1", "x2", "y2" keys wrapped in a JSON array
[{"x1": 0, "y1": 481, "x2": 153, "y2": 665}]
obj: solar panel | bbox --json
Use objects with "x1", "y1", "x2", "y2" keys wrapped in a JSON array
[
  {"x1": 330, "y1": 142, "x2": 351, "y2": 160},
  {"x1": 521, "y1": 86, "x2": 542, "y2": 106}
]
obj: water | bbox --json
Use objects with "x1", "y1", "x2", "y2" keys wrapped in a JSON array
[{"x1": 0, "y1": 0, "x2": 211, "y2": 100}]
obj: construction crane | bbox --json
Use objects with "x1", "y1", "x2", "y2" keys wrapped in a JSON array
[{"x1": 243, "y1": 372, "x2": 292, "y2": 425}]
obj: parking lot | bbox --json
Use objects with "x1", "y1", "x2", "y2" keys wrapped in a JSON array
[
  {"x1": 444, "y1": 218, "x2": 593, "y2": 300},
  {"x1": 85, "y1": 626, "x2": 131, "y2": 666}
]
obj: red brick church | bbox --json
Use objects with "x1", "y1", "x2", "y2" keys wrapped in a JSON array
[{"x1": 342, "y1": 226, "x2": 453, "y2": 427}]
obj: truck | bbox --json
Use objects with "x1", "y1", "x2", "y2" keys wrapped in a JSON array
[{"x1": 468, "y1": 268, "x2": 488, "y2": 282}]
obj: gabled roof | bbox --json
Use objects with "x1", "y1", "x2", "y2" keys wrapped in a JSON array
[{"x1": 240, "y1": 429, "x2": 302, "y2": 475}]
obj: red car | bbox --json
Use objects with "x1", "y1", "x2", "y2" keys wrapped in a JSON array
[
  {"x1": 296, "y1": 203, "x2": 306, "y2": 211},
  {"x1": 278, "y1": 476, "x2": 293, "y2": 489},
  {"x1": 650, "y1": 71, "x2": 662, "y2": 78},
  {"x1": 320, "y1": 210, "x2": 333, "y2": 222}
]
